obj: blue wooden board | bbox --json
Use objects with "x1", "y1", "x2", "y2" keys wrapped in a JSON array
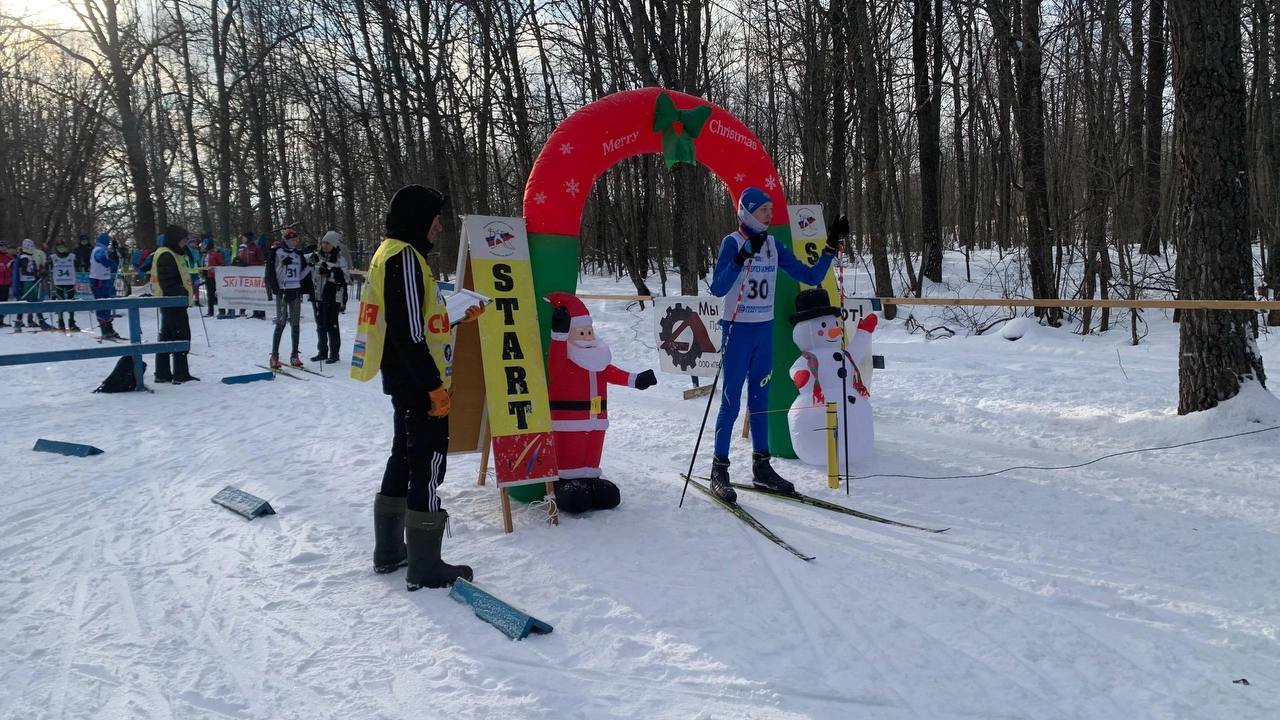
[
  {"x1": 0, "y1": 342, "x2": 189, "y2": 367},
  {"x1": 221, "y1": 371, "x2": 275, "y2": 385},
  {"x1": 33, "y1": 439, "x2": 104, "y2": 457},
  {"x1": 0, "y1": 296, "x2": 187, "y2": 315},
  {"x1": 211, "y1": 486, "x2": 276, "y2": 519},
  {"x1": 449, "y1": 578, "x2": 553, "y2": 640}
]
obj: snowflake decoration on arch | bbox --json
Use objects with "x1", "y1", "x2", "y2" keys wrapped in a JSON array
[
  {"x1": 560, "y1": 143, "x2": 574, "y2": 155},
  {"x1": 533, "y1": 192, "x2": 547, "y2": 205},
  {"x1": 734, "y1": 173, "x2": 746, "y2": 183},
  {"x1": 764, "y1": 176, "x2": 778, "y2": 190},
  {"x1": 565, "y1": 179, "x2": 581, "y2": 197}
]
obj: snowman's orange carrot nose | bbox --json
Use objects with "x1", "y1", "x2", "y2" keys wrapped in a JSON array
[{"x1": 823, "y1": 326, "x2": 843, "y2": 339}]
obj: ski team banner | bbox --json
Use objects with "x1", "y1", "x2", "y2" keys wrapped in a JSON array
[
  {"x1": 214, "y1": 266, "x2": 272, "y2": 312},
  {"x1": 465, "y1": 215, "x2": 558, "y2": 488},
  {"x1": 654, "y1": 296, "x2": 724, "y2": 377}
]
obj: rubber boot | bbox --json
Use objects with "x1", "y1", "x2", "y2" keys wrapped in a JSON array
[
  {"x1": 404, "y1": 509, "x2": 472, "y2": 591},
  {"x1": 172, "y1": 353, "x2": 199, "y2": 384},
  {"x1": 155, "y1": 353, "x2": 172, "y2": 383},
  {"x1": 751, "y1": 451, "x2": 796, "y2": 495},
  {"x1": 709, "y1": 456, "x2": 736, "y2": 503},
  {"x1": 372, "y1": 493, "x2": 409, "y2": 574},
  {"x1": 553, "y1": 478, "x2": 595, "y2": 514}
]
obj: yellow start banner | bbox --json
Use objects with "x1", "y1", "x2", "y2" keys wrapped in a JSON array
[
  {"x1": 465, "y1": 215, "x2": 558, "y2": 488},
  {"x1": 788, "y1": 204, "x2": 839, "y2": 300}
]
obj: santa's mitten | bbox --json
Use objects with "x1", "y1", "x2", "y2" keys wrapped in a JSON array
[
  {"x1": 857, "y1": 313, "x2": 878, "y2": 334},
  {"x1": 551, "y1": 306, "x2": 571, "y2": 334},
  {"x1": 635, "y1": 369, "x2": 657, "y2": 389}
]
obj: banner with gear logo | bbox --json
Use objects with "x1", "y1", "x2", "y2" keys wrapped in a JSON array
[
  {"x1": 654, "y1": 296, "x2": 724, "y2": 377},
  {"x1": 787, "y1": 204, "x2": 839, "y2": 299}
]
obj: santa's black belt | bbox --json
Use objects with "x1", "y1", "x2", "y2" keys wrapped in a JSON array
[{"x1": 549, "y1": 400, "x2": 607, "y2": 411}]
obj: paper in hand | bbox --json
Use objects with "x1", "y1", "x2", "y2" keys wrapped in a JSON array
[{"x1": 446, "y1": 288, "x2": 491, "y2": 327}]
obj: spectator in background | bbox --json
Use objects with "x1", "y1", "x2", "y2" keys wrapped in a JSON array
[
  {"x1": 203, "y1": 238, "x2": 225, "y2": 318},
  {"x1": 310, "y1": 230, "x2": 349, "y2": 363},
  {"x1": 0, "y1": 240, "x2": 12, "y2": 328},
  {"x1": 75, "y1": 234, "x2": 92, "y2": 272},
  {"x1": 185, "y1": 236, "x2": 204, "y2": 305}
]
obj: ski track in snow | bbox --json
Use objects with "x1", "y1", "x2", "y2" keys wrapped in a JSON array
[{"x1": 3, "y1": 259, "x2": 1279, "y2": 719}]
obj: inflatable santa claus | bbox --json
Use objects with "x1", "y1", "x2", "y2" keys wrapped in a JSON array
[{"x1": 546, "y1": 292, "x2": 658, "y2": 514}]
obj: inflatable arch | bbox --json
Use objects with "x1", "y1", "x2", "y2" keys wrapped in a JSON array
[{"x1": 521, "y1": 87, "x2": 819, "y2": 466}]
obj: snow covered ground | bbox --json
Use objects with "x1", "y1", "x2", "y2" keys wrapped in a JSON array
[{"x1": 3, "y1": 253, "x2": 1279, "y2": 719}]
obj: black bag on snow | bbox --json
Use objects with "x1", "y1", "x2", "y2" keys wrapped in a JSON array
[{"x1": 95, "y1": 356, "x2": 146, "y2": 393}]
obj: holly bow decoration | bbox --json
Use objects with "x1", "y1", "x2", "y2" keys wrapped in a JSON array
[{"x1": 652, "y1": 91, "x2": 713, "y2": 169}]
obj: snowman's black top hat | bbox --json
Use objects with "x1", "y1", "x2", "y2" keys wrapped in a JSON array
[{"x1": 790, "y1": 288, "x2": 841, "y2": 325}]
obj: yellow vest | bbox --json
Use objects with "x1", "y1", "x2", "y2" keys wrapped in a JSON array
[
  {"x1": 151, "y1": 246, "x2": 193, "y2": 300},
  {"x1": 350, "y1": 239, "x2": 452, "y2": 389}
]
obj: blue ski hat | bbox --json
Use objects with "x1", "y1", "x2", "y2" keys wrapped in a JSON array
[
  {"x1": 738, "y1": 187, "x2": 772, "y2": 234},
  {"x1": 96, "y1": 233, "x2": 110, "y2": 246}
]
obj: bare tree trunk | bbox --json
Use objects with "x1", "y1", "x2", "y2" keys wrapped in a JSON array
[
  {"x1": 1141, "y1": 0, "x2": 1168, "y2": 255},
  {"x1": 1171, "y1": 0, "x2": 1267, "y2": 413}
]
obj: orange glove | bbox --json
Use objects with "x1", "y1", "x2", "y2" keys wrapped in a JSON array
[
  {"x1": 428, "y1": 386, "x2": 452, "y2": 417},
  {"x1": 462, "y1": 303, "x2": 486, "y2": 323}
]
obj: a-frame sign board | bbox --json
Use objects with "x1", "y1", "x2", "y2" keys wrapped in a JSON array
[{"x1": 454, "y1": 216, "x2": 559, "y2": 533}]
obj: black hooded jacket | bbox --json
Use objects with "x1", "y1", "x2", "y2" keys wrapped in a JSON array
[
  {"x1": 156, "y1": 225, "x2": 190, "y2": 297},
  {"x1": 380, "y1": 185, "x2": 448, "y2": 396}
]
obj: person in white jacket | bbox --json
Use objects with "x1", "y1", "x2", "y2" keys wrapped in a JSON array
[{"x1": 310, "y1": 230, "x2": 350, "y2": 363}]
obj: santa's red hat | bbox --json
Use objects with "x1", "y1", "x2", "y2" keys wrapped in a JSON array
[{"x1": 546, "y1": 292, "x2": 592, "y2": 340}]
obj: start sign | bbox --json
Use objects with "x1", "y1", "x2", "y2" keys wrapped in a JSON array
[{"x1": 465, "y1": 216, "x2": 558, "y2": 488}]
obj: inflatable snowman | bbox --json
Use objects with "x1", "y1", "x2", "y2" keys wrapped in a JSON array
[{"x1": 787, "y1": 288, "x2": 877, "y2": 475}]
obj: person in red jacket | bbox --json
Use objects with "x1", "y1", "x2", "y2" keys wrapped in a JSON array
[
  {"x1": 0, "y1": 241, "x2": 13, "y2": 327},
  {"x1": 202, "y1": 239, "x2": 225, "y2": 317},
  {"x1": 545, "y1": 292, "x2": 657, "y2": 514}
]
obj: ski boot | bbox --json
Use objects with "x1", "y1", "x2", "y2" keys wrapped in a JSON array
[
  {"x1": 38, "y1": 318, "x2": 53, "y2": 331},
  {"x1": 404, "y1": 509, "x2": 472, "y2": 590},
  {"x1": 100, "y1": 322, "x2": 122, "y2": 340},
  {"x1": 57, "y1": 319, "x2": 66, "y2": 332},
  {"x1": 709, "y1": 457, "x2": 736, "y2": 504},
  {"x1": 69, "y1": 320, "x2": 80, "y2": 332},
  {"x1": 751, "y1": 452, "x2": 796, "y2": 495},
  {"x1": 325, "y1": 355, "x2": 340, "y2": 364},
  {"x1": 269, "y1": 353, "x2": 282, "y2": 370},
  {"x1": 290, "y1": 352, "x2": 304, "y2": 368},
  {"x1": 310, "y1": 353, "x2": 326, "y2": 362}
]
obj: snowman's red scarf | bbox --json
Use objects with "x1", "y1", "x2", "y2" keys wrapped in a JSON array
[{"x1": 800, "y1": 350, "x2": 871, "y2": 404}]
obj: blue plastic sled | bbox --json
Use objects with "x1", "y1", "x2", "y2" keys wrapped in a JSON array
[
  {"x1": 33, "y1": 439, "x2": 104, "y2": 457},
  {"x1": 221, "y1": 371, "x2": 275, "y2": 385},
  {"x1": 449, "y1": 578, "x2": 553, "y2": 640}
]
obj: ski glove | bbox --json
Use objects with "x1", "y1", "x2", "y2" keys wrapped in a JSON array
[
  {"x1": 824, "y1": 214, "x2": 850, "y2": 255},
  {"x1": 428, "y1": 386, "x2": 451, "y2": 417},
  {"x1": 736, "y1": 231, "x2": 769, "y2": 264},
  {"x1": 551, "y1": 306, "x2": 571, "y2": 333},
  {"x1": 635, "y1": 369, "x2": 657, "y2": 389}
]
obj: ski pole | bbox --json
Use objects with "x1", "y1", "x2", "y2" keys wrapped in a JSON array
[
  {"x1": 196, "y1": 302, "x2": 211, "y2": 348},
  {"x1": 680, "y1": 253, "x2": 754, "y2": 508}
]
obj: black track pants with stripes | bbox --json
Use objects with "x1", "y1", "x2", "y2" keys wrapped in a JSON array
[{"x1": 380, "y1": 392, "x2": 449, "y2": 512}]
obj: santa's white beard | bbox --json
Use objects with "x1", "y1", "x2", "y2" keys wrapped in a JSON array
[{"x1": 567, "y1": 339, "x2": 612, "y2": 372}]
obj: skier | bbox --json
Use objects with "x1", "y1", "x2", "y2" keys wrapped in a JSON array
[
  {"x1": 265, "y1": 227, "x2": 311, "y2": 369},
  {"x1": 356, "y1": 184, "x2": 483, "y2": 590},
  {"x1": 203, "y1": 239, "x2": 225, "y2": 317},
  {"x1": 185, "y1": 236, "x2": 204, "y2": 307},
  {"x1": 15, "y1": 239, "x2": 51, "y2": 330},
  {"x1": 545, "y1": 292, "x2": 657, "y2": 513},
  {"x1": 89, "y1": 233, "x2": 122, "y2": 339},
  {"x1": 49, "y1": 239, "x2": 80, "y2": 331},
  {"x1": 705, "y1": 188, "x2": 847, "y2": 503},
  {"x1": 310, "y1": 230, "x2": 349, "y2": 363},
  {"x1": 0, "y1": 241, "x2": 12, "y2": 328},
  {"x1": 151, "y1": 225, "x2": 199, "y2": 384}
]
